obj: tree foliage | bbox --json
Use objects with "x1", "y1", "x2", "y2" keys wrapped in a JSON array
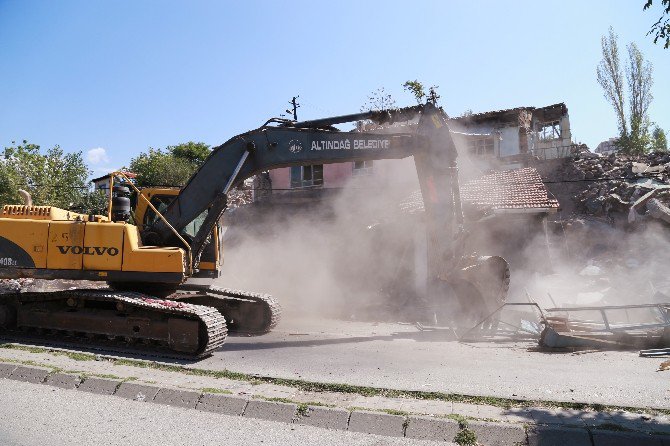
[
  {"x1": 168, "y1": 141, "x2": 211, "y2": 164},
  {"x1": 128, "y1": 141, "x2": 211, "y2": 187},
  {"x1": 69, "y1": 189, "x2": 109, "y2": 215},
  {"x1": 360, "y1": 87, "x2": 396, "y2": 112},
  {"x1": 597, "y1": 28, "x2": 627, "y2": 136},
  {"x1": 0, "y1": 140, "x2": 91, "y2": 209},
  {"x1": 652, "y1": 126, "x2": 668, "y2": 151},
  {"x1": 403, "y1": 80, "x2": 426, "y2": 104},
  {"x1": 402, "y1": 80, "x2": 440, "y2": 106},
  {"x1": 644, "y1": 0, "x2": 670, "y2": 49},
  {"x1": 597, "y1": 28, "x2": 655, "y2": 155}
]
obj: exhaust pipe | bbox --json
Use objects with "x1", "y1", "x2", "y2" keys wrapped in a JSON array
[{"x1": 17, "y1": 189, "x2": 32, "y2": 207}]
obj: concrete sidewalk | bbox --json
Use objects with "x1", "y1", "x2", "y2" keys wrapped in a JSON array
[{"x1": 0, "y1": 359, "x2": 667, "y2": 445}]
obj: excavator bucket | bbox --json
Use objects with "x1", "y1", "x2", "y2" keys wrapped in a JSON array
[{"x1": 436, "y1": 255, "x2": 510, "y2": 327}]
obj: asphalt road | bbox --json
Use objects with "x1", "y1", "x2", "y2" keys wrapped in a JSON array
[
  {"x1": 196, "y1": 317, "x2": 669, "y2": 409},
  {"x1": 0, "y1": 379, "x2": 444, "y2": 446}
]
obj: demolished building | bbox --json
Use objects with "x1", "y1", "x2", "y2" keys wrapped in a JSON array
[
  {"x1": 386, "y1": 167, "x2": 559, "y2": 284},
  {"x1": 261, "y1": 102, "x2": 580, "y2": 205},
  {"x1": 449, "y1": 102, "x2": 579, "y2": 167}
]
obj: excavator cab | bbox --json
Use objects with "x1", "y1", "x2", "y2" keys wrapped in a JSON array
[{"x1": 133, "y1": 187, "x2": 222, "y2": 278}]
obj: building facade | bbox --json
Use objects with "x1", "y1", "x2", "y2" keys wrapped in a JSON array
[{"x1": 264, "y1": 102, "x2": 577, "y2": 201}]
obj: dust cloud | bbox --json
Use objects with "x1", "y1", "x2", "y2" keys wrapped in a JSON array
[
  {"x1": 216, "y1": 157, "x2": 422, "y2": 322},
  {"x1": 215, "y1": 124, "x2": 670, "y2": 328}
]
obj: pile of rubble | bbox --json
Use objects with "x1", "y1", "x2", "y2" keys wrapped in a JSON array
[
  {"x1": 226, "y1": 186, "x2": 254, "y2": 208},
  {"x1": 572, "y1": 151, "x2": 670, "y2": 224},
  {"x1": 573, "y1": 151, "x2": 670, "y2": 181}
]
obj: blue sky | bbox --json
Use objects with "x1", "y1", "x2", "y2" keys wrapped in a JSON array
[{"x1": 1, "y1": 0, "x2": 668, "y2": 177}]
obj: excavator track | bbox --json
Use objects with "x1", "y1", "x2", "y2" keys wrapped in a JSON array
[
  {"x1": 174, "y1": 284, "x2": 281, "y2": 334},
  {"x1": 0, "y1": 289, "x2": 227, "y2": 359}
]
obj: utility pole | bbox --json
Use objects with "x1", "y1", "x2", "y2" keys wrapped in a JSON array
[
  {"x1": 427, "y1": 86, "x2": 440, "y2": 105},
  {"x1": 286, "y1": 96, "x2": 300, "y2": 120}
]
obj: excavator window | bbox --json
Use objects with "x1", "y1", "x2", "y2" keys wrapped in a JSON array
[
  {"x1": 143, "y1": 195, "x2": 173, "y2": 228},
  {"x1": 143, "y1": 194, "x2": 208, "y2": 239},
  {"x1": 183, "y1": 209, "x2": 207, "y2": 238}
]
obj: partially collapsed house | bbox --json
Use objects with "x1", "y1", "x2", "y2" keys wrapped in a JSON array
[
  {"x1": 450, "y1": 102, "x2": 578, "y2": 167},
  {"x1": 262, "y1": 102, "x2": 579, "y2": 205},
  {"x1": 396, "y1": 167, "x2": 559, "y2": 273}
]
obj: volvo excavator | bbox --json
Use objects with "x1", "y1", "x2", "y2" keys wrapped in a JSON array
[{"x1": 0, "y1": 102, "x2": 509, "y2": 358}]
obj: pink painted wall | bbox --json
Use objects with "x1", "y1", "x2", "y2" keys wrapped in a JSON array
[
  {"x1": 269, "y1": 162, "x2": 355, "y2": 189},
  {"x1": 323, "y1": 162, "x2": 354, "y2": 187},
  {"x1": 267, "y1": 158, "x2": 416, "y2": 192},
  {"x1": 270, "y1": 167, "x2": 291, "y2": 189}
]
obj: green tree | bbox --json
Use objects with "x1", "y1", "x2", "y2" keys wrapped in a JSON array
[
  {"x1": 0, "y1": 140, "x2": 90, "y2": 208},
  {"x1": 597, "y1": 28, "x2": 627, "y2": 137},
  {"x1": 402, "y1": 80, "x2": 440, "y2": 105},
  {"x1": 644, "y1": 0, "x2": 670, "y2": 49},
  {"x1": 69, "y1": 189, "x2": 109, "y2": 215},
  {"x1": 652, "y1": 126, "x2": 668, "y2": 151},
  {"x1": 168, "y1": 141, "x2": 211, "y2": 164},
  {"x1": 597, "y1": 28, "x2": 654, "y2": 155},
  {"x1": 128, "y1": 142, "x2": 211, "y2": 187},
  {"x1": 403, "y1": 80, "x2": 426, "y2": 104}
]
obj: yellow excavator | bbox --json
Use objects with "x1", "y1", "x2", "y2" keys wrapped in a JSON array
[{"x1": 0, "y1": 102, "x2": 509, "y2": 358}]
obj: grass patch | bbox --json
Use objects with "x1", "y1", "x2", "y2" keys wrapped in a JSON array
[
  {"x1": 0, "y1": 343, "x2": 97, "y2": 362},
  {"x1": 302, "y1": 401, "x2": 335, "y2": 408},
  {"x1": 297, "y1": 403, "x2": 309, "y2": 417},
  {"x1": 258, "y1": 396, "x2": 296, "y2": 404},
  {"x1": 382, "y1": 409, "x2": 408, "y2": 416},
  {"x1": 447, "y1": 413, "x2": 470, "y2": 428},
  {"x1": 0, "y1": 344, "x2": 48, "y2": 354},
  {"x1": 53, "y1": 351, "x2": 96, "y2": 362},
  {"x1": 454, "y1": 428, "x2": 477, "y2": 446},
  {"x1": 89, "y1": 373, "x2": 124, "y2": 380},
  {"x1": 201, "y1": 387, "x2": 232, "y2": 395}
]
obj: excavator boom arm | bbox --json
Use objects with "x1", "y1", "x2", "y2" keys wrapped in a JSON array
[{"x1": 151, "y1": 103, "x2": 462, "y2": 271}]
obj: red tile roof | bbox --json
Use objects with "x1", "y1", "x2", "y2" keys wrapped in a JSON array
[{"x1": 399, "y1": 167, "x2": 559, "y2": 215}]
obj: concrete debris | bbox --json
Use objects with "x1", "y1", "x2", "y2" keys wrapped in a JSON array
[
  {"x1": 226, "y1": 185, "x2": 254, "y2": 208},
  {"x1": 647, "y1": 198, "x2": 670, "y2": 224},
  {"x1": 569, "y1": 151, "x2": 670, "y2": 224},
  {"x1": 0, "y1": 279, "x2": 25, "y2": 293}
]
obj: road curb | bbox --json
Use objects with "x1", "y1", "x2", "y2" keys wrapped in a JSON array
[
  {"x1": 77, "y1": 377, "x2": 122, "y2": 395},
  {"x1": 196, "y1": 393, "x2": 248, "y2": 416},
  {"x1": 243, "y1": 399, "x2": 298, "y2": 424},
  {"x1": 405, "y1": 415, "x2": 460, "y2": 442},
  {"x1": 153, "y1": 388, "x2": 200, "y2": 409},
  {"x1": 348, "y1": 410, "x2": 406, "y2": 437},
  {"x1": 296, "y1": 405, "x2": 350, "y2": 430},
  {"x1": 469, "y1": 420, "x2": 527, "y2": 446},
  {"x1": 1, "y1": 362, "x2": 669, "y2": 445},
  {"x1": 8, "y1": 365, "x2": 50, "y2": 384},
  {"x1": 527, "y1": 426, "x2": 592, "y2": 446},
  {"x1": 45, "y1": 372, "x2": 81, "y2": 389},
  {"x1": 115, "y1": 382, "x2": 160, "y2": 402},
  {"x1": 0, "y1": 363, "x2": 17, "y2": 378},
  {"x1": 591, "y1": 430, "x2": 664, "y2": 446}
]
